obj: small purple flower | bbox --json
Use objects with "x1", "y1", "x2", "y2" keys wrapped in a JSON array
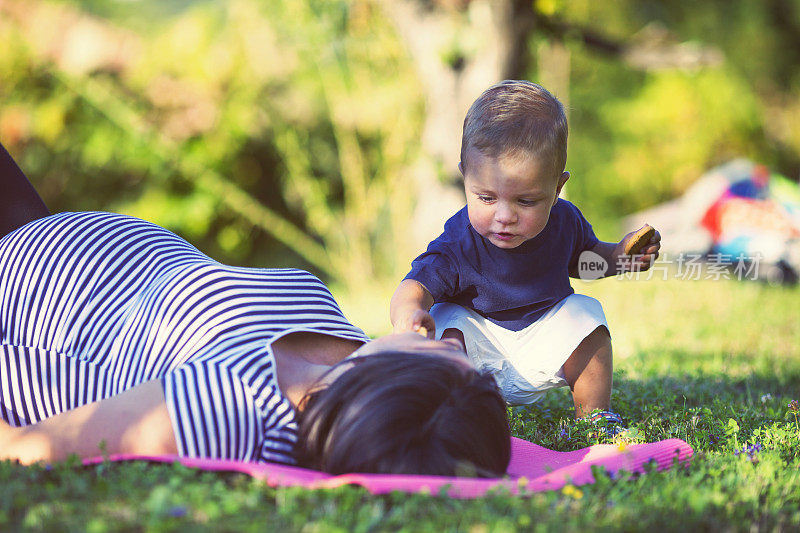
[
  {"x1": 167, "y1": 506, "x2": 188, "y2": 518},
  {"x1": 788, "y1": 400, "x2": 799, "y2": 412},
  {"x1": 735, "y1": 442, "x2": 762, "y2": 460}
]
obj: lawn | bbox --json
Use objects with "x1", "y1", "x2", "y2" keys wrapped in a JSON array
[{"x1": 3, "y1": 275, "x2": 800, "y2": 531}]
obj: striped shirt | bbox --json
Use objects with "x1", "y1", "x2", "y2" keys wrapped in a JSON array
[{"x1": 0, "y1": 212, "x2": 368, "y2": 464}]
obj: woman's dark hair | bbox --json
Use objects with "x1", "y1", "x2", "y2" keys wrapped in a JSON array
[{"x1": 295, "y1": 352, "x2": 510, "y2": 477}]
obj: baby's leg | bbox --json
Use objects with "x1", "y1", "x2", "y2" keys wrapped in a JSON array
[
  {"x1": 0, "y1": 142, "x2": 50, "y2": 238},
  {"x1": 561, "y1": 326, "x2": 612, "y2": 419}
]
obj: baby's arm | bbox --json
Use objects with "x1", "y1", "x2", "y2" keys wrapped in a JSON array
[
  {"x1": 586, "y1": 224, "x2": 662, "y2": 277},
  {"x1": 390, "y1": 279, "x2": 436, "y2": 338}
]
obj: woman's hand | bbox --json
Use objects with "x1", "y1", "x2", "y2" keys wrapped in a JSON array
[{"x1": 0, "y1": 380, "x2": 178, "y2": 465}]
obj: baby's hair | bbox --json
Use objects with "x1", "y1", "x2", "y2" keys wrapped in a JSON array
[
  {"x1": 461, "y1": 80, "x2": 568, "y2": 177},
  {"x1": 295, "y1": 352, "x2": 511, "y2": 477}
]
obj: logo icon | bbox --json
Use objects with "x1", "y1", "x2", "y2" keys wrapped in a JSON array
[{"x1": 577, "y1": 250, "x2": 608, "y2": 280}]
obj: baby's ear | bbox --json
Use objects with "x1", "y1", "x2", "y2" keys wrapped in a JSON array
[{"x1": 556, "y1": 171, "x2": 570, "y2": 196}]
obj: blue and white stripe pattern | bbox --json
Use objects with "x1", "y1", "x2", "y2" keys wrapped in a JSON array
[{"x1": 0, "y1": 212, "x2": 368, "y2": 464}]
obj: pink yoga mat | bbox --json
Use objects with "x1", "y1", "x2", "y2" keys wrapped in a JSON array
[{"x1": 83, "y1": 437, "x2": 692, "y2": 498}]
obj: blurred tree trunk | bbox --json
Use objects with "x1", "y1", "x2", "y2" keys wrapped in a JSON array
[{"x1": 380, "y1": 0, "x2": 537, "y2": 244}]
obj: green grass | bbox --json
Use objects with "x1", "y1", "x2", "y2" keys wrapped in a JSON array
[{"x1": 3, "y1": 277, "x2": 800, "y2": 531}]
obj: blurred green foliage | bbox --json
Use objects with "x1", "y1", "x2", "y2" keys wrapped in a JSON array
[
  {"x1": 549, "y1": 0, "x2": 800, "y2": 230},
  {"x1": 0, "y1": 0, "x2": 423, "y2": 291},
  {"x1": 1, "y1": 0, "x2": 800, "y2": 331}
]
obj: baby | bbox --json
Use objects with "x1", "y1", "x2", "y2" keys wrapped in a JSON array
[{"x1": 390, "y1": 80, "x2": 660, "y2": 421}]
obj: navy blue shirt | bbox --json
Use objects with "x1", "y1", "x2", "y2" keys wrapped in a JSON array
[{"x1": 405, "y1": 199, "x2": 599, "y2": 331}]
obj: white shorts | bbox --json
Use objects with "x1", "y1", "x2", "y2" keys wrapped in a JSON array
[{"x1": 430, "y1": 294, "x2": 609, "y2": 405}]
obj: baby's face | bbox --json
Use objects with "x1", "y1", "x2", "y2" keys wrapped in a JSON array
[{"x1": 461, "y1": 148, "x2": 568, "y2": 249}]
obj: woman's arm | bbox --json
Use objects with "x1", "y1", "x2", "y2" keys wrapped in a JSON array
[{"x1": 0, "y1": 380, "x2": 178, "y2": 465}]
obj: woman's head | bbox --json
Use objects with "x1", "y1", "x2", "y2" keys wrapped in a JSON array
[{"x1": 295, "y1": 349, "x2": 510, "y2": 477}]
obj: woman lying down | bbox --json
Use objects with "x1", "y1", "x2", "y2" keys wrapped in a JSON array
[{"x1": 0, "y1": 141, "x2": 510, "y2": 477}]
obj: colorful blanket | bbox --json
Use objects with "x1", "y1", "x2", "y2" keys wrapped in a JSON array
[{"x1": 83, "y1": 437, "x2": 693, "y2": 498}]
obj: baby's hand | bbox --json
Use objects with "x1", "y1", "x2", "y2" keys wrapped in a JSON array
[
  {"x1": 394, "y1": 309, "x2": 436, "y2": 339},
  {"x1": 616, "y1": 224, "x2": 661, "y2": 272}
]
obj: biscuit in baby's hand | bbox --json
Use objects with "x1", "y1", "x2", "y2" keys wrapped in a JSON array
[
  {"x1": 416, "y1": 326, "x2": 428, "y2": 338},
  {"x1": 624, "y1": 225, "x2": 655, "y2": 256}
]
